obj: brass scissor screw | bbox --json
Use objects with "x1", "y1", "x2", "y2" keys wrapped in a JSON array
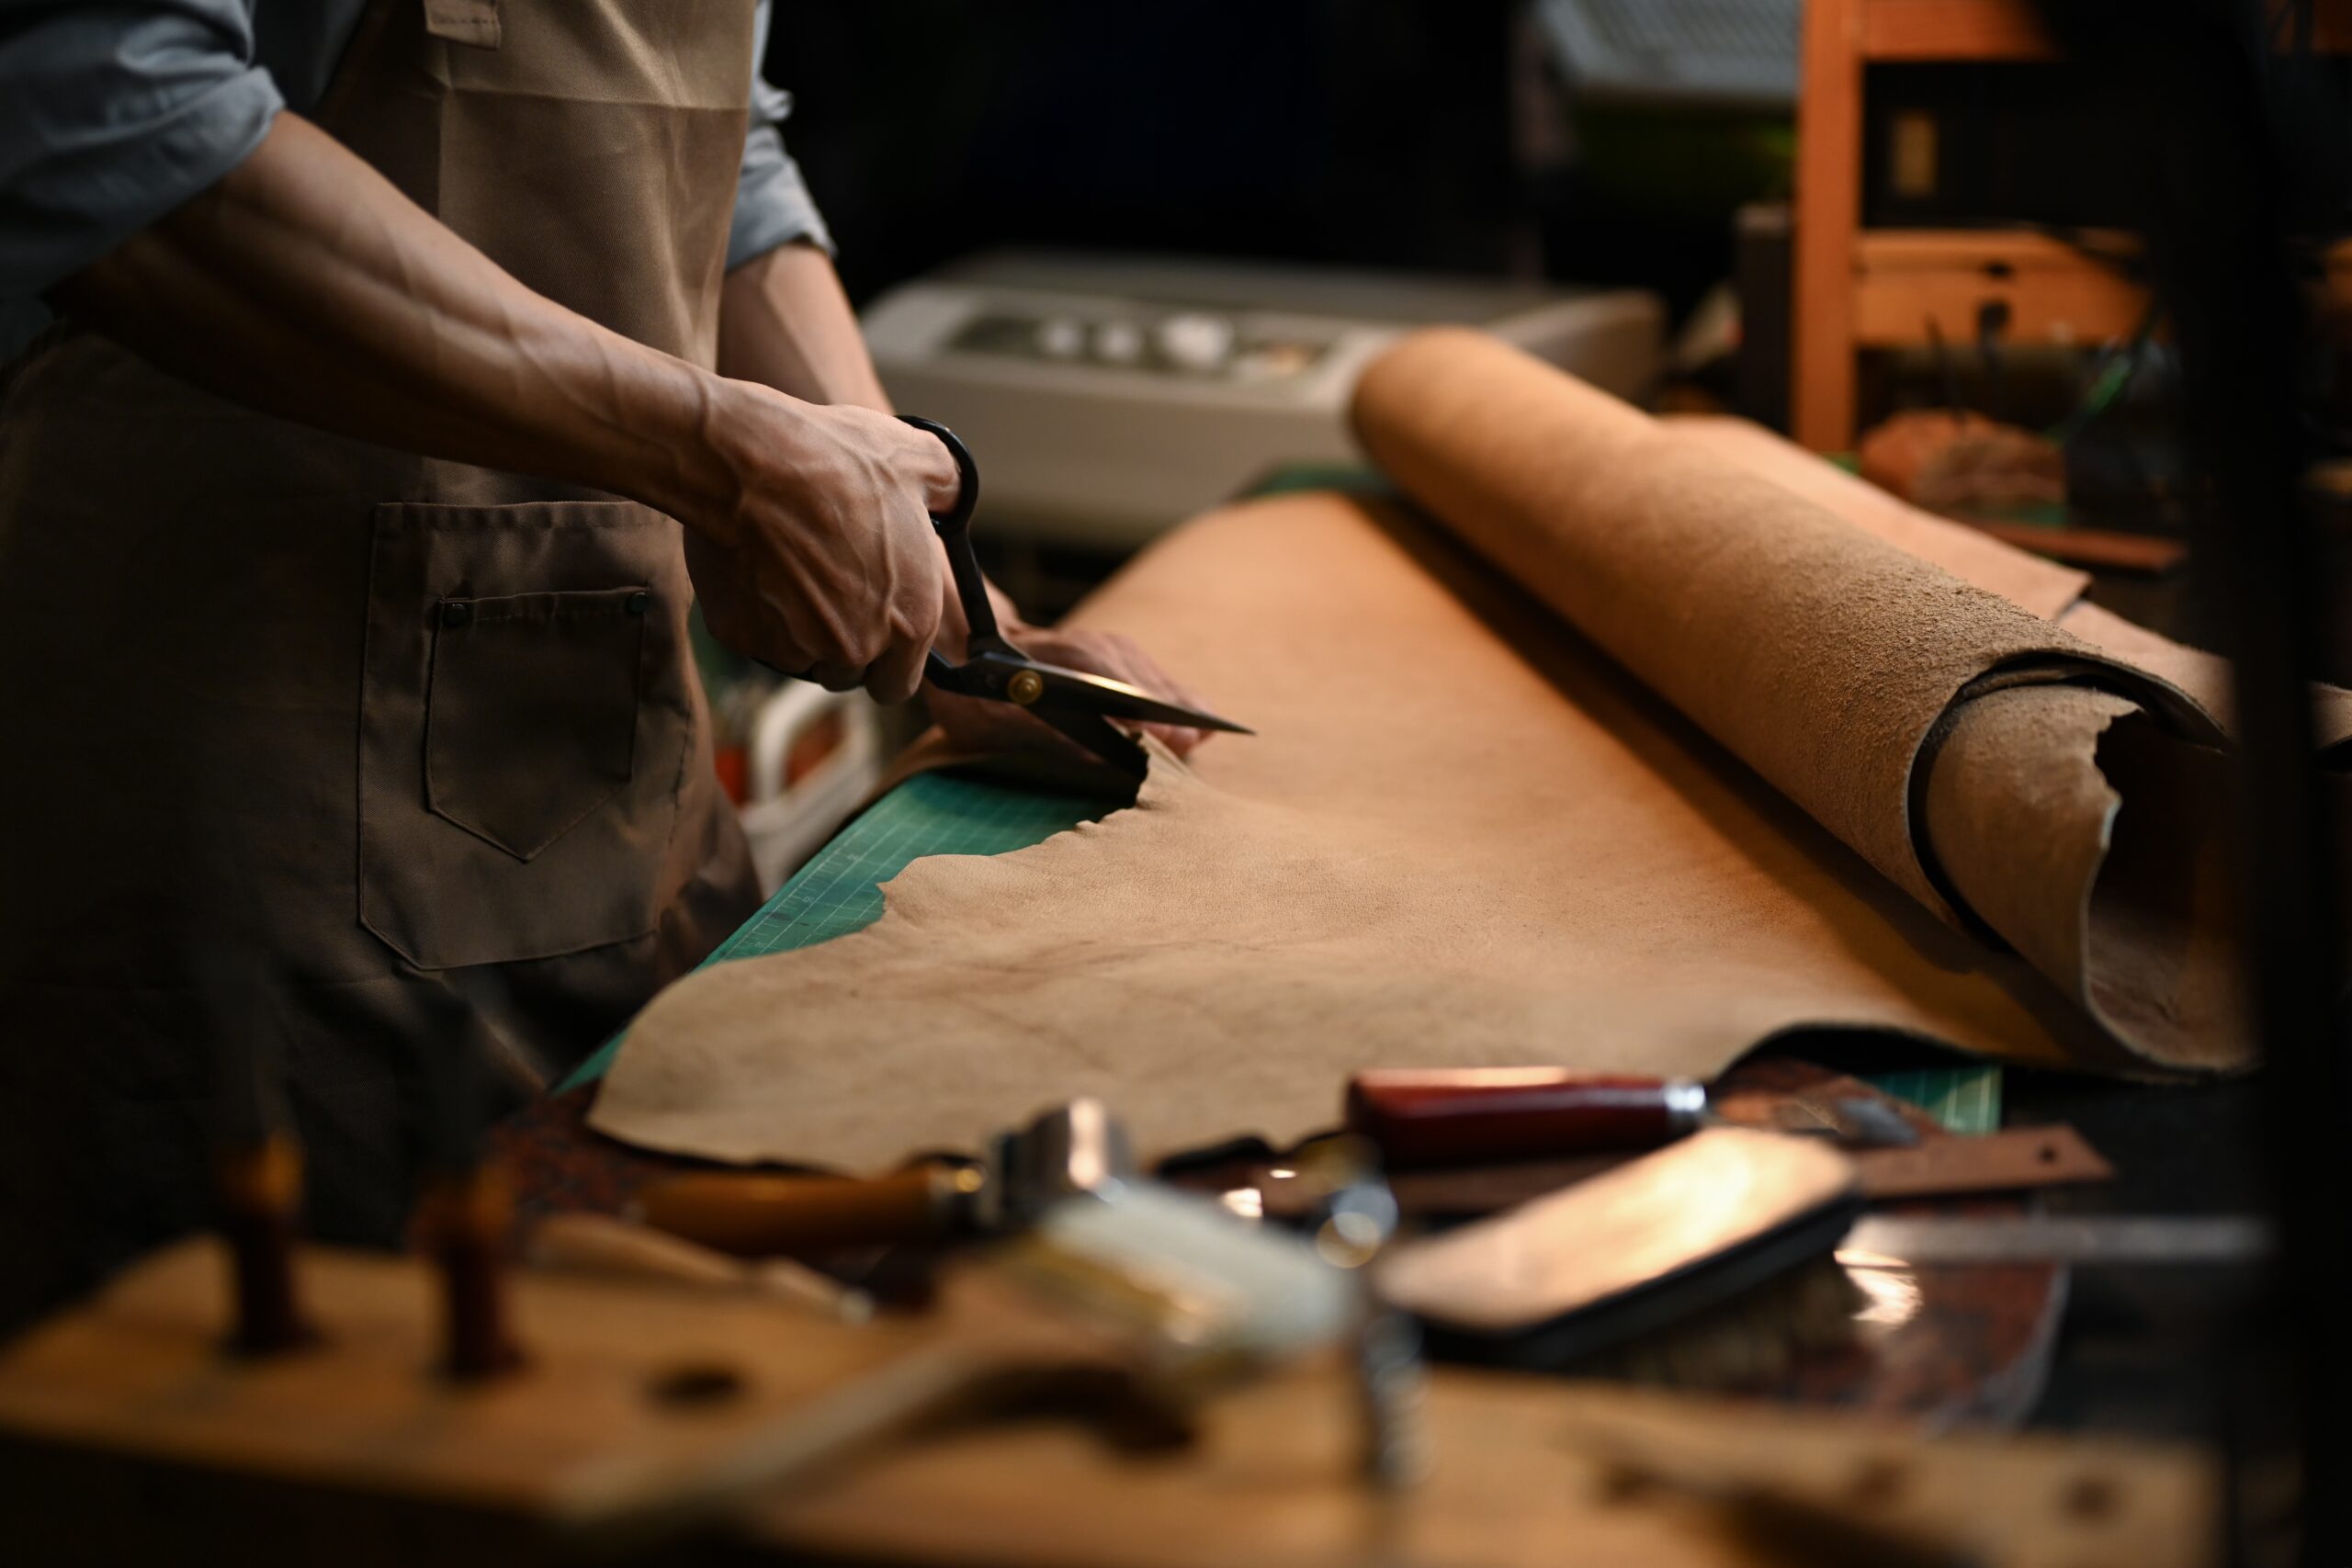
[{"x1": 1007, "y1": 670, "x2": 1046, "y2": 705}]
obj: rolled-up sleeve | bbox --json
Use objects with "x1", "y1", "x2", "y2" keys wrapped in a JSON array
[
  {"x1": 0, "y1": 1, "x2": 282, "y2": 302},
  {"x1": 726, "y1": 0, "x2": 831, "y2": 270}
]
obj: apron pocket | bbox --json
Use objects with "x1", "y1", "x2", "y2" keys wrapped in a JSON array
[
  {"x1": 425, "y1": 587, "x2": 647, "y2": 860},
  {"x1": 360, "y1": 500, "x2": 697, "y2": 970}
]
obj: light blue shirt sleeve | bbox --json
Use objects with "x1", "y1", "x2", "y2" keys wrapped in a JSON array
[
  {"x1": 727, "y1": 0, "x2": 833, "y2": 270},
  {"x1": 0, "y1": 0, "x2": 282, "y2": 303},
  {"x1": 0, "y1": 0, "x2": 820, "y2": 359}
]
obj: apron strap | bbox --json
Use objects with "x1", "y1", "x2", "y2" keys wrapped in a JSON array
[{"x1": 424, "y1": 0, "x2": 502, "y2": 50}]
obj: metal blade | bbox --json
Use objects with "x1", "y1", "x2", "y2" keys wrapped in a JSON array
[
  {"x1": 1033, "y1": 660, "x2": 1255, "y2": 733},
  {"x1": 1035, "y1": 704, "x2": 1149, "y2": 779}
]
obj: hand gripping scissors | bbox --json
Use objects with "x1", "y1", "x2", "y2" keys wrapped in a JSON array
[{"x1": 901, "y1": 415, "x2": 1252, "y2": 780}]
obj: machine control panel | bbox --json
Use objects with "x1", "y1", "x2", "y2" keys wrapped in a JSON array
[{"x1": 950, "y1": 307, "x2": 1333, "y2": 384}]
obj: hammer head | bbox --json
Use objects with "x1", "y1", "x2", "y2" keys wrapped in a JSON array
[{"x1": 986, "y1": 1099, "x2": 1136, "y2": 1230}]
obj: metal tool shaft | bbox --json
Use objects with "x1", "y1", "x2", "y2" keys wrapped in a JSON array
[{"x1": 1838, "y1": 1214, "x2": 2275, "y2": 1268}]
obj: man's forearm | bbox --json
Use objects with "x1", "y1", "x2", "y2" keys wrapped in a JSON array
[
  {"x1": 55, "y1": 113, "x2": 745, "y2": 535},
  {"x1": 718, "y1": 242, "x2": 1023, "y2": 654},
  {"x1": 718, "y1": 242, "x2": 890, "y2": 412}
]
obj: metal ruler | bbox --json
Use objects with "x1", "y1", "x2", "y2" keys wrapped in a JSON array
[{"x1": 1840, "y1": 1213, "x2": 2276, "y2": 1268}]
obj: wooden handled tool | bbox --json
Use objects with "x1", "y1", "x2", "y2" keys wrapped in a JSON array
[
  {"x1": 633, "y1": 1165, "x2": 982, "y2": 1257},
  {"x1": 635, "y1": 1098, "x2": 1136, "y2": 1258},
  {"x1": 214, "y1": 1129, "x2": 317, "y2": 1356},
  {"x1": 198, "y1": 952, "x2": 317, "y2": 1359},
  {"x1": 1343, "y1": 1067, "x2": 1928, "y2": 1169},
  {"x1": 413, "y1": 976, "x2": 529, "y2": 1381},
  {"x1": 1345, "y1": 1069, "x2": 1710, "y2": 1167},
  {"x1": 413, "y1": 1163, "x2": 526, "y2": 1381}
]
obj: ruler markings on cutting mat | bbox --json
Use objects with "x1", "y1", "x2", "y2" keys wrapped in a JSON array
[{"x1": 563, "y1": 771, "x2": 2004, "y2": 1133}]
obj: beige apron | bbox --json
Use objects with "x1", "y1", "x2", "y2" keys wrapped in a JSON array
[{"x1": 0, "y1": 0, "x2": 763, "y2": 1322}]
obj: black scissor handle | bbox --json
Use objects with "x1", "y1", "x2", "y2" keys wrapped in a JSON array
[
  {"x1": 899, "y1": 414, "x2": 999, "y2": 650},
  {"x1": 898, "y1": 415, "x2": 980, "y2": 540}
]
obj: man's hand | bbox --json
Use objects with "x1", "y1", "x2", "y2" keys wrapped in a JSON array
[
  {"x1": 928, "y1": 589, "x2": 1215, "y2": 762},
  {"x1": 683, "y1": 391, "x2": 958, "y2": 701},
  {"x1": 714, "y1": 244, "x2": 1219, "y2": 751}
]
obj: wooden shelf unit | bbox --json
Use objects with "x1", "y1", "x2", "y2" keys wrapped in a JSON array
[
  {"x1": 1860, "y1": 0, "x2": 2061, "y2": 62},
  {"x1": 1792, "y1": 0, "x2": 2351, "y2": 451}
]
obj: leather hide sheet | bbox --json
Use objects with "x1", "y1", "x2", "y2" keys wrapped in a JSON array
[{"x1": 594, "y1": 329, "x2": 2309, "y2": 1171}]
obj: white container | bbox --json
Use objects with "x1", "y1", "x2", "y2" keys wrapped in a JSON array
[{"x1": 737, "y1": 682, "x2": 884, "y2": 896}]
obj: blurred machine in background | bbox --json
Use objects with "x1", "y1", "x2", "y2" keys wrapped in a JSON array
[
  {"x1": 864, "y1": 251, "x2": 1662, "y2": 547},
  {"x1": 1534, "y1": 0, "x2": 1798, "y2": 109}
]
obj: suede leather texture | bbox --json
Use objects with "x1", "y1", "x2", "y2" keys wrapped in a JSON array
[{"x1": 594, "y1": 332, "x2": 2300, "y2": 1171}]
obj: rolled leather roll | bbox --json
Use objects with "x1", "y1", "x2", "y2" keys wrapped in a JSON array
[{"x1": 1351, "y1": 328, "x2": 2240, "y2": 1070}]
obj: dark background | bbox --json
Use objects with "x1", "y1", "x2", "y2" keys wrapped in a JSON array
[
  {"x1": 766, "y1": 1, "x2": 1526, "y2": 300},
  {"x1": 761, "y1": 0, "x2": 1781, "y2": 325}
]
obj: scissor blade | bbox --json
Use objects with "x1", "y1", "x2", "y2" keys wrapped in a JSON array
[
  {"x1": 1034, "y1": 661, "x2": 1255, "y2": 734},
  {"x1": 1036, "y1": 705, "x2": 1150, "y2": 780}
]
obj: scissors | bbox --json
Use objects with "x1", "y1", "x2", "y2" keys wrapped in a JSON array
[{"x1": 901, "y1": 415, "x2": 1251, "y2": 780}]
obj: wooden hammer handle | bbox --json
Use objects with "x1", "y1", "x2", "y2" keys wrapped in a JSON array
[{"x1": 632, "y1": 1166, "x2": 968, "y2": 1258}]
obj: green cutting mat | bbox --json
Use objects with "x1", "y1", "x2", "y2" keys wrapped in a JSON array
[
  {"x1": 1869, "y1": 1066, "x2": 2000, "y2": 1136},
  {"x1": 560, "y1": 771, "x2": 1109, "y2": 1091},
  {"x1": 560, "y1": 773, "x2": 2000, "y2": 1132}
]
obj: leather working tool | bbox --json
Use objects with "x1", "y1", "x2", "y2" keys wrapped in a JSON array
[
  {"x1": 1319, "y1": 1122, "x2": 2114, "y2": 1220},
  {"x1": 1344, "y1": 1066, "x2": 1917, "y2": 1168},
  {"x1": 901, "y1": 415, "x2": 1254, "y2": 779},
  {"x1": 633, "y1": 1099, "x2": 1136, "y2": 1258},
  {"x1": 1837, "y1": 1213, "x2": 2275, "y2": 1268},
  {"x1": 1375, "y1": 1127, "x2": 1864, "y2": 1368},
  {"x1": 1272, "y1": 1138, "x2": 1427, "y2": 1490},
  {"x1": 199, "y1": 958, "x2": 316, "y2": 1358}
]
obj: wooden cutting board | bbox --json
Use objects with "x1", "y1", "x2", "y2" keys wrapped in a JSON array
[
  {"x1": 0, "y1": 1235, "x2": 2213, "y2": 1568},
  {"x1": 747, "y1": 1361, "x2": 2215, "y2": 1568}
]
